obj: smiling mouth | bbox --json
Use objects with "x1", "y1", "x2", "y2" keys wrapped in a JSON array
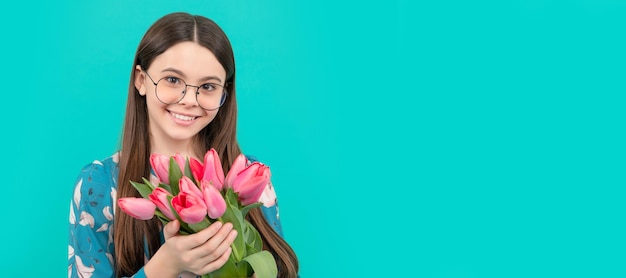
[{"x1": 169, "y1": 111, "x2": 198, "y2": 121}]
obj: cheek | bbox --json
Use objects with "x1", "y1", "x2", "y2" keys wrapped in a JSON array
[
  {"x1": 146, "y1": 95, "x2": 167, "y2": 111},
  {"x1": 201, "y1": 111, "x2": 219, "y2": 125}
]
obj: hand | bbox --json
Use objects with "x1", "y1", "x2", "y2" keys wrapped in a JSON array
[{"x1": 145, "y1": 220, "x2": 238, "y2": 277}]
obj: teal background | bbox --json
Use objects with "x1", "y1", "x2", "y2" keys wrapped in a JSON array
[{"x1": 1, "y1": 0, "x2": 625, "y2": 277}]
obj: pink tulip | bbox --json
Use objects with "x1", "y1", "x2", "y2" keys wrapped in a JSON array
[
  {"x1": 172, "y1": 153, "x2": 203, "y2": 181},
  {"x1": 224, "y1": 154, "x2": 248, "y2": 189},
  {"x1": 172, "y1": 153, "x2": 186, "y2": 170},
  {"x1": 171, "y1": 192, "x2": 208, "y2": 224},
  {"x1": 202, "y1": 148, "x2": 225, "y2": 191},
  {"x1": 232, "y1": 162, "x2": 271, "y2": 206},
  {"x1": 150, "y1": 153, "x2": 171, "y2": 184},
  {"x1": 151, "y1": 153, "x2": 204, "y2": 184},
  {"x1": 148, "y1": 187, "x2": 176, "y2": 220},
  {"x1": 189, "y1": 157, "x2": 204, "y2": 182},
  {"x1": 179, "y1": 176, "x2": 203, "y2": 199},
  {"x1": 201, "y1": 180, "x2": 227, "y2": 219},
  {"x1": 118, "y1": 197, "x2": 156, "y2": 220}
]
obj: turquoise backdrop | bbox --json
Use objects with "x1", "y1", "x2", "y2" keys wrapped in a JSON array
[{"x1": 1, "y1": 0, "x2": 625, "y2": 277}]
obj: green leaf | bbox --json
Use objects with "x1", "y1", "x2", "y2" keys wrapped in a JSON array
[
  {"x1": 158, "y1": 183, "x2": 172, "y2": 194},
  {"x1": 220, "y1": 202, "x2": 246, "y2": 262},
  {"x1": 183, "y1": 158, "x2": 196, "y2": 183},
  {"x1": 141, "y1": 176, "x2": 174, "y2": 195},
  {"x1": 245, "y1": 220, "x2": 263, "y2": 252},
  {"x1": 154, "y1": 210, "x2": 168, "y2": 221},
  {"x1": 224, "y1": 188, "x2": 240, "y2": 208},
  {"x1": 242, "y1": 251, "x2": 277, "y2": 278},
  {"x1": 168, "y1": 157, "x2": 183, "y2": 196},
  {"x1": 129, "y1": 181, "x2": 153, "y2": 199},
  {"x1": 207, "y1": 257, "x2": 246, "y2": 278},
  {"x1": 141, "y1": 177, "x2": 156, "y2": 190},
  {"x1": 240, "y1": 202, "x2": 262, "y2": 218},
  {"x1": 188, "y1": 217, "x2": 211, "y2": 233}
]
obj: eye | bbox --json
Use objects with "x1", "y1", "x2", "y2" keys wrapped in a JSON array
[
  {"x1": 165, "y1": 76, "x2": 181, "y2": 84},
  {"x1": 201, "y1": 83, "x2": 217, "y2": 91}
]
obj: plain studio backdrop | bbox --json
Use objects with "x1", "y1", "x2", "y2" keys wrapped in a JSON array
[{"x1": 1, "y1": 0, "x2": 625, "y2": 277}]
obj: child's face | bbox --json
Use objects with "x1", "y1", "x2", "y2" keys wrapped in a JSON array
[{"x1": 135, "y1": 41, "x2": 227, "y2": 149}]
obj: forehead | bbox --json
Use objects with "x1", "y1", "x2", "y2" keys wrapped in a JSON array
[{"x1": 149, "y1": 41, "x2": 226, "y2": 81}]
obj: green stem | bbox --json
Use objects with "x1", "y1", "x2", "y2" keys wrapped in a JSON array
[
  {"x1": 231, "y1": 243, "x2": 242, "y2": 263},
  {"x1": 218, "y1": 217, "x2": 243, "y2": 262}
]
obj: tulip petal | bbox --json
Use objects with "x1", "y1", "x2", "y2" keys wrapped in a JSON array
[
  {"x1": 232, "y1": 163, "x2": 270, "y2": 206},
  {"x1": 237, "y1": 177, "x2": 268, "y2": 206},
  {"x1": 171, "y1": 192, "x2": 208, "y2": 224},
  {"x1": 148, "y1": 187, "x2": 176, "y2": 220},
  {"x1": 150, "y1": 153, "x2": 170, "y2": 184},
  {"x1": 173, "y1": 153, "x2": 186, "y2": 172},
  {"x1": 232, "y1": 163, "x2": 262, "y2": 191},
  {"x1": 201, "y1": 180, "x2": 227, "y2": 219},
  {"x1": 202, "y1": 148, "x2": 225, "y2": 191},
  {"x1": 225, "y1": 154, "x2": 248, "y2": 188},
  {"x1": 189, "y1": 157, "x2": 204, "y2": 182},
  {"x1": 179, "y1": 176, "x2": 203, "y2": 199},
  {"x1": 118, "y1": 197, "x2": 156, "y2": 220}
]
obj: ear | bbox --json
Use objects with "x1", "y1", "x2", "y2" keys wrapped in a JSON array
[{"x1": 134, "y1": 65, "x2": 146, "y2": 96}]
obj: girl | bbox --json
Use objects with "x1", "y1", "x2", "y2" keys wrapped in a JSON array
[{"x1": 68, "y1": 12, "x2": 299, "y2": 278}]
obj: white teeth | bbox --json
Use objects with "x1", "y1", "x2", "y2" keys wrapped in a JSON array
[{"x1": 171, "y1": 112, "x2": 195, "y2": 121}]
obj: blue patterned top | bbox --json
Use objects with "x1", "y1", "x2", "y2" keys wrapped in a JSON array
[{"x1": 68, "y1": 152, "x2": 284, "y2": 278}]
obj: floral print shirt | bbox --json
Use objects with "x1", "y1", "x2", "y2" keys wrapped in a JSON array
[{"x1": 68, "y1": 152, "x2": 283, "y2": 278}]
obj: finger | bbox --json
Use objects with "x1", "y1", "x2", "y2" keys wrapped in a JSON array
[
  {"x1": 193, "y1": 222, "x2": 233, "y2": 253},
  {"x1": 199, "y1": 229, "x2": 238, "y2": 262},
  {"x1": 198, "y1": 247, "x2": 233, "y2": 275},
  {"x1": 163, "y1": 220, "x2": 180, "y2": 240},
  {"x1": 181, "y1": 221, "x2": 225, "y2": 250}
]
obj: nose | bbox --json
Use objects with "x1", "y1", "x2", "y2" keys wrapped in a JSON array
[{"x1": 178, "y1": 85, "x2": 199, "y2": 106}]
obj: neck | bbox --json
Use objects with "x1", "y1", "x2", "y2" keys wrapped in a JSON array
[{"x1": 150, "y1": 136, "x2": 202, "y2": 161}]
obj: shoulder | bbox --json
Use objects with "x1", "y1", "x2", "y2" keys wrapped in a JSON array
[
  {"x1": 72, "y1": 152, "x2": 120, "y2": 206},
  {"x1": 76, "y1": 152, "x2": 120, "y2": 187},
  {"x1": 244, "y1": 154, "x2": 259, "y2": 164},
  {"x1": 70, "y1": 153, "x2": 120, "y2": 230},
  {"x1": 78, "y1": 152, "x2": 120, "y2": 173}
]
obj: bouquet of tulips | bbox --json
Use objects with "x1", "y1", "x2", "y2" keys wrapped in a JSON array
[{"x1": 117, "y1": 149, "x2": 277, "y2": 278}]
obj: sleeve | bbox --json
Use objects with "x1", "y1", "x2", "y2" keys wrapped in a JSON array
[
  {"x1": 258, "y1": 181, "x2": 285, "y2": 238},
  {"x1": 68, "y1": 160, "x2": 149, "y2": 278},
  {"x1": 259, "y1": 181, "x2": 301, "y2": 277}
]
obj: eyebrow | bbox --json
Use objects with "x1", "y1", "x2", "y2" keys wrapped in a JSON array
[{"x1": 161, "y1": 67, "x2": 223, "y2": 83}]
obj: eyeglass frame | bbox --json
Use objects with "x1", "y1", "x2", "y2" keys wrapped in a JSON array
[{"x1": 142, "y1": 68, "x2": 228, "y2": 111}]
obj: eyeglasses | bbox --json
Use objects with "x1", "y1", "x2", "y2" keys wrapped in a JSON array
[{"x1": 144, "y1": 70, "x2": 228, "y2": 111}]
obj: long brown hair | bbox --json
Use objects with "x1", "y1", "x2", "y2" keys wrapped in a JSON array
[{"x1": 114, "y1": 12, "x2": 298, "y2": 278}]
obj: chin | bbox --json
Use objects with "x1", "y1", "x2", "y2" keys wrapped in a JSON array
[{"x1": 166, "y1": 130, "x2": 200, "y2": 141}]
